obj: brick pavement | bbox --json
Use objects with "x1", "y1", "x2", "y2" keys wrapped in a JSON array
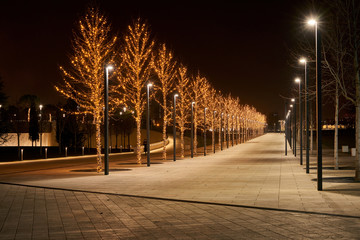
[
  {"x1": 1, "y1": 184, "x2": 359, "y2": 239},
  {"x1": 0, "y1": 133, "x2": 360, "y2": 239}
]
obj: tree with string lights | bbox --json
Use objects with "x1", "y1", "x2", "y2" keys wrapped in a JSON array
[
  {"x1": 190, "y1": 73, "x2": 208, "y2": 155},
  {"x1": 55, "y1": 7, "x2": 117, "y2": 172},
  {"x1": 115, "y1": 18, "x2": 155, "y2": 164},
  {"x1": 175, "y1": 64, "x2": 191, "y2": 157},
  {"x1": 152, "y1": 43, "x2": 177, "y2": 160}
]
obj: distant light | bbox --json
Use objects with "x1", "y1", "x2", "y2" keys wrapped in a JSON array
[
  {"x1": 291, "y1": 98, "x2": 295, "y2": 102},
  {"x1": 123, "y1": 107, "x2": 126, "y2": 112},
  {"x1": 295, "y1": 78, "x2": 301, "y2": 83},
  {"x1": 120, "y1": 112, "x2": 123, "y2": 115},
  {"x1": 299, "y1": 58, "x2": 306, "y2": 64},
  {"x1": 39, "y1": 104, "x2": 43, "y2": 110},
  {"x1": 290, "y1": 104, "x2": 293, "y2": 108},
  {"x1": 307, "y1": 19, "x2": 317, "y2": 26}
]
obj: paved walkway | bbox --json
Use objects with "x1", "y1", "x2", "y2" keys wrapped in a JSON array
[{"x1": 1, "y1": 133, "x2": 360, "y2": 239}]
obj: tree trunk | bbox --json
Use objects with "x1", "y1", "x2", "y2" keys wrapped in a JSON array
[
  {"x1": 180, "y1": 126, "x2": 184, "y2": 158},
  {"x1": 95, "y1": 114, "x2": 102, "y2": 173},
  {"x1": 212, "y1": 121, "x2": 215, "y2": 153},
  {"x1": 136, "y1": 118, "x2": 142, "y2": 164},
  {"x1": 162, "y1": 120, "x2": 167, "y2": 160},
  {"x1": 194, "y1": 121, "x2": 197, "y2": 155},
  {"x1": 17, "y1": 133, "x2": 21, "y2": 159},
  {"x1": 334, "y1": 83, "x2": 339, "y2": 170},
  {"x1": 355, "y1": 50, "x2": 360, "y2": 181},
  {"x1": 218, "y1": 117, "x2": 221, "y2": 149}
]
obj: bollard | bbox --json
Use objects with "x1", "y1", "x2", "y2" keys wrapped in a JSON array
[
  {"x1": 21, "y1": 149, "x2": 23, "y2": 161},
  {"x1": 65, "y1": 147, "x2": 68, "y2": 157},
  {"x1": 109, "y1": 146, "x2": 112, "y2": 154},
  {"x1": 45, "y1": 148, "x2": 47, "y2": 159},
  {"x1": 120, "y1": 145, "x2": 123, "y2": 153},
  {"x1": 82, "y1": 146, "x2": 84, "y2": 156}
]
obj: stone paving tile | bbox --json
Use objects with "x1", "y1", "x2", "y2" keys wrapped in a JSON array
[{"x1": 1, "y1": 184, "x2": 359, "y2": 239}]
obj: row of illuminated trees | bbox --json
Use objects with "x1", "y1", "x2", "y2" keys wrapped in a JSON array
[{"x1": 55, "y1": 8, "x2": 266, "y2": 172}]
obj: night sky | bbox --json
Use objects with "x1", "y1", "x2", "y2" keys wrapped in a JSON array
[{"x1": 0, "y1": 0, "x2": 310, "y2": 118}]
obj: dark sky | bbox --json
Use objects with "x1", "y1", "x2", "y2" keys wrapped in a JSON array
[{"x1": 0, "y1": 0, "x2": 310, "y2": 118}]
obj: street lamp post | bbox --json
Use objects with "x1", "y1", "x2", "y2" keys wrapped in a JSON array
[
  {"x1": 285, "y1": 102, "x2": 288, "y2": 156},
  {"x1": 39, "y1": 104, "x2": 43, "y2": 156},
  {"x1": 232, "y1": 115, "x2": 234, "y2": 146},
  {"x1": 146, "y1": 83, "x2": 152, "y2": 167},
  {"x1": 308, "y1": 19, "x2": 322, "y2": 190},
  {"x1": 289, "y1": 110, "x2": 292, "y2": 149},
  {"x1": 236, "y1": 116, "x2": 239, "y2": 145},
  {"x1": 213, "y1": 110, "x2": 216, "y2": 153},
  {"x1": 204, "y1": 108, "x2": 207, "y2": 156},
  {"x1": 173, "y1": 94, "x2": 178, "y2": 161},
  {"x1": 221, "y1": 113, "x2": 223, "y2": 151},
  {"x1": 191, "y1": 102, "x2": 195, "y2": 158},
  {"x1": 227, "y1": 114, "x2": 229, "y2": 148},
  {"x1": 104, "y1": 65, "x2": 113, "y2": 175},
  {"x1": 300, "y1": 58, "x2": 310, "y2": 173},
  {"x1": 296, "y1": 78, "x2": 303, "y2": 165},
  {"x1": 291, "y1": 98, "x2": 296, "y2": 157}
]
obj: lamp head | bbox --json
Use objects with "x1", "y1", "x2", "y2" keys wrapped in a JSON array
[
  {"x1": 295, "y1": 78, "x2": 301, "y2": 83},
  {"x1": 106, "y1": 65, "x2": 114, "y2": 71},
  {"x1": 299, "y1": 58, "x2": 306, "y2": 64},
  {"x1": 307, "y1": 19, "x2": 317, "y2": 26},
  {"x1": 174, "y1": 94, "x2": 179, "y2": 98},
  {"x1": 192, "y1": 101, "x2": 195, "y2": 105},
  {"x1": 147, "y1": 83, "x2": 153, "y2": 88}
]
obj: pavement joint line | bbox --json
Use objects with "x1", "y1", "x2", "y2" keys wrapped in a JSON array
[{"x1": 1, "y1": 181, "x2": 359, "y2": 220}]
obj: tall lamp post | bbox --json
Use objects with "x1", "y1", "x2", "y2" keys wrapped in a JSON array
[
  {"x1": 173, "y1": 94, "x2": 178, "y2": 161},
  {"x1": 300, "y1": 58, "x2": 310, "y2": 173},
  {"x1": 227, "y1": 114, "x2": 229, "y2": 148},
  {"x1": 284, "y1": 101, "x2": 288, "y2": 155},
  {"x1": 220, "y1": 113, "x2": 223, "y2": 151},
  {"x1": 308, "y1": 18, "x2": 322, "y2": 191},
  {"x1": 291, "y1": 98, "x2": 296, "y2": 156},
  {"x1": 39, "y1": 104, "x2": 43, "y2": 156},
  {"x1": 146, "y1": 83, "x2": 152, "y2": 167},
  {"x1": 104, "y1": 65, "x2": 113, "y2": 175},
  {"x1": 232, "y1": 115, "x2": 234, "y2": 146},
  {"x1": 295, "y1": 78, "x2": 303, "y2": 165},
  {"x1": 213, "y1": 110, "x2": 216, "y2": 153},
  {"x1": 191, "y1": 102, "x2": 195, "y2": 158},
  {"x1": 204, "y1": 108, "x2": 207, "y2": 156},
  {"x1": 290, "y1": 104, "x2": 293, "y2": 150}
]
